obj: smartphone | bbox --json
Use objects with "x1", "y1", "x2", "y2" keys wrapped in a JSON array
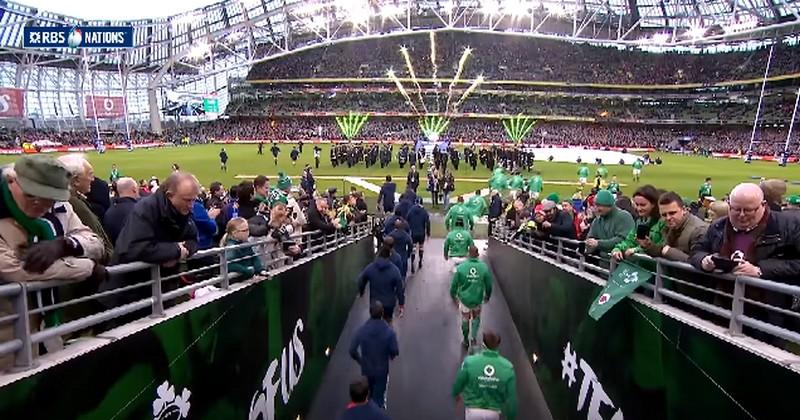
[
  {"x1": 711, "y1": 256, "x2": 738, "y2": 273},
  {"x1": 636, "y1": 224, "x2": 650, "y2": 240}
]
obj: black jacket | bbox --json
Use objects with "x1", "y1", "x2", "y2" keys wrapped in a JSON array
[
  {"x1": 103, "y1": 196, "x2": 137, "y2": 246},
  {"x1": 539, "y1": 210, "x2": 576, "y2": 239},
  {"x1": 406, "y1": 171, "x2": 419, "y2": 189},
  {"x1": 690, "y1": 211, "x2": 800, "y2": 283},
  {"x1": 306, "y1": 202, "x2": 336, "y2": 237},
  {"x1": 87, "y1": 177, "x2": 111, "y2": 220},
  {"x1": 102, "y1": 190, "x2": 198, "y2": 308},
  {"x1": 112, "y1": 189, "x2": 199, "y2": 266}
]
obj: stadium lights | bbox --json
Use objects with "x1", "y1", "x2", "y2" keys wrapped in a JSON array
[
  {"x1": 187, "y1": 42, "x2": 211, "y2": 59},
  {"x1": 686, "y1": 25, "x2": 706, "y2": 40},
  {"x1": 504, "y1": 0, "x2": 531, "y2": 16},
  {"x1": 336, "y1": 0, "x2": 371, "y2": 24},
  {"x1": 651, "y1": 32, "x2": 670, "y2": 44},
  {"x1": 381, "y1": 4, "x2": 403, "y2": 18},
  {"x1": 481, "y1": 1, "x2": 501, "y2": 15}
]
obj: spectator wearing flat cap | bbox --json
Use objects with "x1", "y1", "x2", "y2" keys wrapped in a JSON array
[{"x1": 0, "y1": 155, "x2": 107, "y2": 372}]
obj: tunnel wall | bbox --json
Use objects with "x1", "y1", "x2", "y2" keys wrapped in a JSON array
[
  {"x1": 487, "y1": 238, "x2": 799, "y2": 420},
  {"x1": 0, "y1": 237, "x2": 374, "y2": 420}
]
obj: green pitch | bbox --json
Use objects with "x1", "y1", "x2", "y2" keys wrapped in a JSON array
[{"x1": 1, "y1": 144, "x2": 797, "y2": 204}]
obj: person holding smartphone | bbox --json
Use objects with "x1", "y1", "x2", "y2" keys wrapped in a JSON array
[
  {"x1": 690, "y1": 183, "x2": 800, "y2": 282},
  {"x1": 611, "y1": 185, "x2": 665, "y2": 261}
]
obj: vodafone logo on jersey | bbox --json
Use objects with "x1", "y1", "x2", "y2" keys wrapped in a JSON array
[
  {"x1": 0, "y1": 88, "x2": 25, "y2": 118},
  {"x1": 85, "y1": 95, "x2": 125, "y2": 118}
]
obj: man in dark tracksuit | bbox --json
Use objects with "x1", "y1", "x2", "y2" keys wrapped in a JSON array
[
  {"x1": 358, "y1": 246, "x2": 405, "y2": 321},
  {"x1": 349, "y1": 301, "x2": 399, "y2": 409},
  {"x1": 382, "y1": 236, "x2": 404, "y2": 275},
  {"x1": 378, "y1": 176, "x2": 396, "y2": 215},
  {"x1": 406, "y1": 200, "x2": 430, "y2": 273},
  {"x1": 387, "y1": 220, "x2": 413, "y2": 279}
]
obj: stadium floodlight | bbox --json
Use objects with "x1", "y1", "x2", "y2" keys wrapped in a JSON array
[
  {"x1": 171, "y1": 12, "x2": 202, "y2": 29},
  {"x1": 481, "y1": 0, "x2": 501, "y2": 15},
  {"x1": 336, "y1": 0, "x2": 371, "y2": 24},
  {"x1": 504, "y1": 0, "x2": 531, "y2": 16},
  {"x1": 187, "y1": 42, "x2": 211, "y2": 59},
  {"x1": 381, "y1": 4, "x2": 403, "y2": 18},
  {"x1": 686, "y1": 25, "x2": 706, "y2": 40},
  {"x1": 651, "y1": 33, "x2": 670, "y2": 44}
]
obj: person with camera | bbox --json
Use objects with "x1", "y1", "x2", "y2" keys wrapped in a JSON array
[{"x1": 250, "y1": 192, "x2": 302, "y2": 265}]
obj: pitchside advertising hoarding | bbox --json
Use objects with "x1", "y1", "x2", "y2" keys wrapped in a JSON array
[
  {"x1": 84, "y1": 95, "x2": 126, "y2": 118},
  {"x1": 23, "y1": 26, "x2": 133, "y2": 49}
]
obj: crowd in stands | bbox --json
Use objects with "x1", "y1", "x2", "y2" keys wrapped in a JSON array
[
  {"x1": 227, "y1": 91, "x2": 790, "y2": 123},
  {"x1": 0, "y1": 153, "x2": 369, "y2": 372},
  {"x1": 1, "y1": 117, "x2": 794, "y2": 156},
  {"x1": 247, "y1": 32, "x2": 800, "y2": 85}
]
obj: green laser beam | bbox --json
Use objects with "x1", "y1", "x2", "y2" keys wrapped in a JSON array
[
  {"x1": 502, "y1": 114, "x2": 536, "y2": 143},
  {"x1": 335, "y1": 112, "x2": 369, "y2": 139}
]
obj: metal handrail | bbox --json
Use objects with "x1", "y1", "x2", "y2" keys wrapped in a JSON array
[
  {"x1": 490, "y1": 223, "x2": 800, "y2": 348},
  {"x1": 0, "y1": 219, "x2": 373, "y2": 372}
]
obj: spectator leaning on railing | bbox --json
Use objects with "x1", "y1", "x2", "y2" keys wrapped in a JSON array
[
  {"x1": 690, "y1": 183, "x2": 800, "y2": 283},
  {"x1": 585, "y1": 190, "x2": 635, "y2": 254},
  {"x1": 533, "y1": 200, "x2": 576, "y2": 240},
  {"x1": 611, "y1": 185, "x2": 664, "y2": 261},
  {"x1": 103, "y1": 172, "x2": 200, "y2": 308},
  {"x1": 640, "y1": 192, "x2": 709, "y2": 263},
  {"x1": 58, "y1": 154, "x2": 113, "y2": 263},
  {"x1": 0, "y1": 156, "x2": 107, "y2": 372}
]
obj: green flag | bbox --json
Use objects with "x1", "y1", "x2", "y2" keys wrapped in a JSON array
[{"x1": 588, "y1": 260, "x2": 652, "y2": 321}]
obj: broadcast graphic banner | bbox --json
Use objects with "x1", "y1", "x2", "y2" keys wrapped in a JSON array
[
  {"x1": 85, "y1": 95, "x2": 125, "y2": 118},
  {"x1": 0, "y1": 88, "x2": 25, "y2": 118},
  {"x1": 0, "y1": 238, "x2": 373, "y2": 419}
]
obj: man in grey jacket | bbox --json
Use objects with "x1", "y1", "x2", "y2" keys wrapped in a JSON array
[
  {"x1": 643, "y1": 192, "x2": 708, "y2": 262},
  {"x1": 586, "y1": 190, "x2": 635, "y2": 254}
]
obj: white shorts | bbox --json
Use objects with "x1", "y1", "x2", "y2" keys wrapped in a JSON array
[
  {"x1": 465, "y1": 408, "x2": 501, "y2": 420},
  {"x1": 459, "y1": 301, "x2": 481, "y2": 315},
  {"x1": 633, "y1": 169, "x2": 641, "y2": 176},
  {"x1": 579, "y1": 177, "x2": 587, "y2": 184},
  {"x1": 450, "y1": 256, "x2": 467, "y2": 272}
]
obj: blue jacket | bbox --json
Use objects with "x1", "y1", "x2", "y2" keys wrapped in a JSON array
[
  {"x1": 358, "y1": 257, "x2": 405, "y2": 308},
  {"x1": 192, "y1": 200, "x2": 219, "y2": 250},
  {"x1": 399, "y1": 189, "x2": 417, "y2": 204},
  {"x1": 388, "y1": 229, "x2": 413, "y2": 258},
  {"x1": 389, "y1": 250, "x2": 403, "y2": 274},
  {"x1": 383, "y1": 215, "x2": 400, "y2": 236},
  {"x1": 406, "y1": 205, "x2": 430, "y2": 238},
  {"x1": 338, "y1": 401, "x2": 391, "y2": 420},
  {"x1": 394, "y1": 200, "x2": 412, "y2": 220},
  {"x1": 349, "y1": 318, "x2": 399, "y2": 377},
  {"x1": 378, "y1": 182, "x2": 396, "y2": 211},
  {"x1": 489, "y1": 195, "x2": 503, "y2": 219}
]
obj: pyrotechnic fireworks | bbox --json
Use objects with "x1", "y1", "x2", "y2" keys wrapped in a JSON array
[
  {"x1": 400, "y1": 46, "x2": 428, "y2": 114},
  {"x1": 387, "y1": 69, "x2": 419, "y2": 114},
  {"x1": 446, "y1": 47, "x2": 472, "y2": 114},
  {"x1": 453, "y1": 75, "x2": 484, "y2": 112}
]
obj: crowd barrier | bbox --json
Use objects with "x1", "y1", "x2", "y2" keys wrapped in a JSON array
[
  {"x1": 488, "y1": 224, "x2": 800, "y2": 419},
  {"x1": 0, "y1": 221, "x2": 373, "y2": 373},
  {"x1": 491, "y1": 224, "x2": 800, "y2": 347}
]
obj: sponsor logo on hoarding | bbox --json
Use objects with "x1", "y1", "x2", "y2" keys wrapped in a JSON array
[
  {"x1": 248, "y1": 318, "x2": 306, "y2": 420},
  {"x1": 562, "y1": 341, "x2": 624, "y2": 420}
]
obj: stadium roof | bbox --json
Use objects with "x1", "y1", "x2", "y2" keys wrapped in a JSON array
[{"x1": 0, "y1": 0, "x2": 798, "y2": 89}]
